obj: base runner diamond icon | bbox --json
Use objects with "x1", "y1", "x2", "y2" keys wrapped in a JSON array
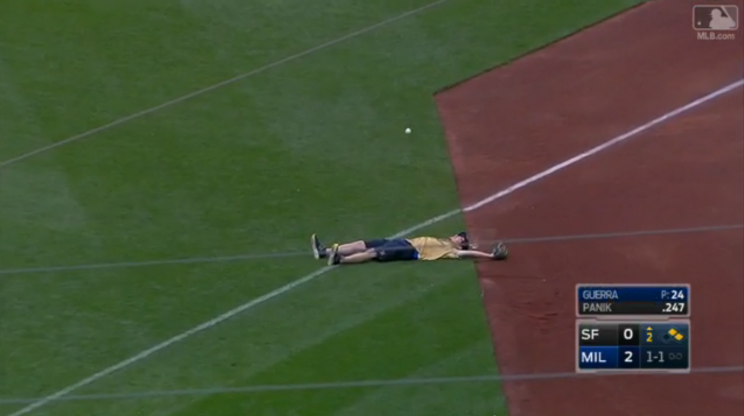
[{"x1": 693, "y1": 5, "x2": 739, "y2": 30}]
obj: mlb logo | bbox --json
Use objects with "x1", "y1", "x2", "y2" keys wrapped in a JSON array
[{"x1": 693, "y1": 5, "x2": 739, "y2": 30}]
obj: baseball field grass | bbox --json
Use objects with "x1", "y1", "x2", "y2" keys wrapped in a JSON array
[{"x1": 0, "y1": 0, "x2": 642, "y2": 414}]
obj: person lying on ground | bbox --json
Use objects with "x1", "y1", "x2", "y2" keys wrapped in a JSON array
[{"x1": 310, "y1": 232, "x2": 508, "y2": 266}]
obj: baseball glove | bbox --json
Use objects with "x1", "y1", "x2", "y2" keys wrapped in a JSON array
[{"x1": 491, "y1": 241, "x2": 508, "y2": 260}]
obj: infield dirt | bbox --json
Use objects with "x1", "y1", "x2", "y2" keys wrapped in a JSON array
[{"x1": 436, "y1": 0, "x2": 744, "y2": 414}]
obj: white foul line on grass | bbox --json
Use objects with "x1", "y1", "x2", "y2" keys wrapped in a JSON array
[
  {"x1": 8, "y1": 79, "x2": 743, "y2": 416},
  {"x1": 0, "y1": 0, "x2": 451, "y2": 171},
  {"x1": 2, "y1": 365, "x2": 742, "y2": 405}
]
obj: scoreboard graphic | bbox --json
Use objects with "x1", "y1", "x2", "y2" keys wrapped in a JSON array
[
  {"x1": 576, "y1": 284, "x2": 691, "y2": 374},
  {"x1": 577, "y1": 284, "x2": 690, "y2": 317},
  {"x1": 576, "y1": 321, "x2": 691, "y2": 372}
]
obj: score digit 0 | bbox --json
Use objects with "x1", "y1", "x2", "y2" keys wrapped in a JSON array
[{"x1": 620, "y1": 325, "x2": 639, "y2": 344}]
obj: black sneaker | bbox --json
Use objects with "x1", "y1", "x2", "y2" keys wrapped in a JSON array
[
  {"x1": 311, "y1": 234, "x2": 327, "y2": 259},
  {"x1": 327, "y1": 244, "x2": 341, "y2": 265},
  {"x1": 491, "y1": 242, "x2": 508, "y2": 260}
]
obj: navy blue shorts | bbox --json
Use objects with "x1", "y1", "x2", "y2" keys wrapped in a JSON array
[{"x1": 363, "y1": 238, "x2": 419, "y2": 262}]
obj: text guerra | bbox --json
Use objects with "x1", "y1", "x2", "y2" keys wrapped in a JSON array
[{"x1": 581, "y1": 290, "x2": 619, "y2": 300}]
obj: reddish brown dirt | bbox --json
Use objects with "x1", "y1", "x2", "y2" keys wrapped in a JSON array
[{"x1": 435, "y1": 0, "x2": 744, "y2": 415}]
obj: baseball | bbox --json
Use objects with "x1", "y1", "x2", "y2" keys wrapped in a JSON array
[{"x1": 405, "y1": 128, "x2": 411, "y2": 134}]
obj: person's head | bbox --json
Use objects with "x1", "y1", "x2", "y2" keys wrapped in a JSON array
[
  {"x1": 711, "y1": 8, "x2": 722, "y2": 18},
  {"x1": 450, "y1": 231, "x2": 471, "y2": 249}
]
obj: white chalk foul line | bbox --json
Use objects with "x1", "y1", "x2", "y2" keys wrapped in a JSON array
[
  {"x1": 2, "y1": 365, "x2": 743, "y2": 405},
  {"x1": 465, "y1": 79, "x2": 744, "y2": 212},
  {"x1": 8, "y1": 79, "x2": 743, "y2": 416},
  {"x1": 0, "y1": 0, "x2": 450, "y2": 171}
]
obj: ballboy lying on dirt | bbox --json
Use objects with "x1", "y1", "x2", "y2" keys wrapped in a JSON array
[{"x1": 311, "y1": 232, "x2": 508, "y2": 265}]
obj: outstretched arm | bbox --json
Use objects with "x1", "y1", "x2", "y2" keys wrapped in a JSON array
[
  {"x1": 456, "y1": 242, "x2": 508, "y2": 261},
  {"x1": 456, "y1": 250, "x2": 497, "y2": 260}
]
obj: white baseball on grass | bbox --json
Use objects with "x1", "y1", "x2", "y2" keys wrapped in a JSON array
[{"x1": 405, "y1": 128, "x2": 411, "y2": 134}]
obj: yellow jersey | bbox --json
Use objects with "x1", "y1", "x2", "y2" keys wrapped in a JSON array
[{"x1": 406, "y1": 237, "x2": 459, "y2": 260}]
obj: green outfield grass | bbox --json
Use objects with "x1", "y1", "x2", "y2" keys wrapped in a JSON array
[{"x1": 0, "y1": 0, "x2": 642, "y2": 414}]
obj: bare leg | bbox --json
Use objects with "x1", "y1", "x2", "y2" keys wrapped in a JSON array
[
  {"x1": 320, "y1": 240, "x2": 368, "y2": 257},
  {"x1": 328, "y1": 245, "x2": 379, "y2": 265},
  {"x1": 336, "y1": 241, "x2": 368, "y2": 256},
  {"x1": 339, "y1": 249, "x2": 378, "y2": 264},
  {"x1": 312, "y1": 235, "x2": 368, "y2": 259}
]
